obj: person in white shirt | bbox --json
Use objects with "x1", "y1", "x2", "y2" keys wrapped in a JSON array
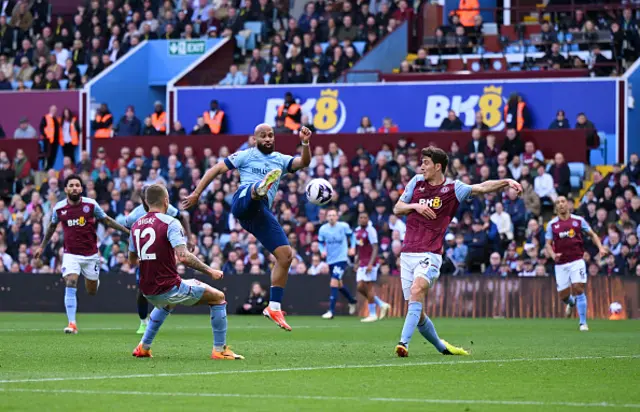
[
  {"x1": 388, "y1": 214, "x2": 406, "y2": 240},
  {"x1": 307, "y1": 254, "x2": 329, "y2": 275},
  {"x1": 534, "y1": 164, "x2": 558, "y2": 201},
  {"x1": 490, "y1": 202, "x2": 514, "y2": 241},
  {"x1": 509, "y1": 155, "x2": 523, "y2": 181},
  {"x1": 219, "y1": 64, "x2": 247, "y2": 86},
  {"x1": 53, "y1": 42, "x2": 70, "y2": 67}
]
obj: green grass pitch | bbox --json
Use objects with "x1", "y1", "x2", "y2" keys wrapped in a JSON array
[{"x1": 0, "y1": 313, "x2": 639, "y2": 411}]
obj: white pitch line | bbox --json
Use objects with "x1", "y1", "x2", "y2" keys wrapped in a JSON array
[
  {"x1": 1, "y1": 388, "x2": 639, "y2": 409},
  {"x1": 0, "y1": 325, "x2": 337, "y2": 332},
  {"x1": 0, "y1": 355, "x2": 637, "y2": 385}
]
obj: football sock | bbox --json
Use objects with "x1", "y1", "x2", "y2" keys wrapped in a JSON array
[
  {"x1": 400, "y1": 301, "x2": 422, "y2": 346},
  {"x1": 339, "y1": 287, "x2": 356, "y2": 304},
  {"x1": 563, "y1": 295, "x2": 576, "y2": 307},
  {"x1": 137, "y1": 294, "x2": 149, "y2": 321},
  {"x1": 141, "y1": 307, "x2": 171, "y2": 349},
  {"x1": 210, "y1": 303, "x2": 228, "y2": 352},
  {"x1": 576, "y1": 293, "x2": 587, "y2": 325},
  {"x1": 269, "y1": 286, "x2": 284, "y2": 311},
  {"x1": 417, "y1": 316, "x2": 447, "y2": 353},
  {"x1": 373, "y1": 296, "x2": 386, "y2": 307},
  {"x1": 329, "y1": 287, "x2": 338, "y2": 313},
  {"x1": 64, "y1": 287, "x2": 77, "y2": 323},
  {"x1": 368, "y1": 303, "x2": 377, "y2": 317}
]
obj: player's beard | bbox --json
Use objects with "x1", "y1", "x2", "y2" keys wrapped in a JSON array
[
  {"x1": 257, "y1": 142, "x2": 274, "y2": 155},
  {"x1": 68, "y1": 193, "x2": 81, "y2": 203}
]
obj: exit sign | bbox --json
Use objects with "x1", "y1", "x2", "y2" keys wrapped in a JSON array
[{"x1": 168, "y1": 40, "x2": 206, "y2": 56}]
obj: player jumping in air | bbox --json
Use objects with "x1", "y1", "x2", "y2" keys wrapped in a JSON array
[
  {"x1": 130, "y1": 184, "x2": 242, "y2": 359},
  {"x1": 34, "y1": 174, "x2": 130, "y2": 334},
  {"x1": 318, "y1": 208, "x2": 358, "y2": 319},
  {"x1": 393, "y1": 147, "x2": 522, "y2": 357},
  {"x1": 183, "y1": 124, "x2": 312, "y2": 331},
  {"x1": 544, "y1": 196, "x2": 607, "y2": 331},
  {"x1": 354, "y1": 211, "x2": 390, "y2": 322},
  {"x1": 123, "y1": 185, "x2": 191, "y2": 334}
]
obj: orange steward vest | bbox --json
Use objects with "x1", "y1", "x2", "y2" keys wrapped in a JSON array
[
  {"x1": 203, "y1": 110, "x2": 225, "y2": 134},
  {"x1": 95, "y1": 113, "x2": 113, "y2": 138},
  {"x1": 504, "y1": 102, "x2": 526, "y2": 131},
  {"x1": 60, "y1": 117, "x2": 79, "y2": 146},
  {"x1": 277, "y1": 103, "x2": 301, "y2": 131},
  {"x1": 43, "y1": 114, "x2": 58, "y2": 144},
  {"x1": 151, "y1": 112, "x2": 167, "y2": 133}
]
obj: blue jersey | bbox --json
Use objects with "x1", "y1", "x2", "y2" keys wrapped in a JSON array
[
  {"x1": 124, "y1": 204, "x2": 180, "y2": 229},
  {"x1": 318, "y1": 222, "x2": 355, "y2": 265},
  {"x1": 224, "y1": 147, "x2": 294, "y2": 208}
]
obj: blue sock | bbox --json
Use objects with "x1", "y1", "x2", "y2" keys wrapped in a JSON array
[
  {"x1": 373, "y1": 296, "x2": 386, "y2": 307},
  {"x1": 339, "y1": 287, "x2": 356, "y2": 304},
  {"x1": 269, "y1": 286, "x2": 284, "y2": 311},
  {"x1": 329, "y1": 287, "x2": 338, "y2": 313},
  {"x1": 210, "y1": 303, "x2": 228, "y2": 351},
  {"x1": 368, "y1": 303, "x2": 377, "y2": 317},
  {"x1": 418, "y1": 316, "x2": 447, "y2": 353},
  {"x1": 64, "y1": 287, "x2": 77, "y2": 323},
  {"x1": 563, "y1": 295, "x2": 576, "y2": 307},
  {"x1": 400, "y1": 301, "x2": 422, "y2": 346},
  {"x1": 576, "y1": 293, "x2": 587, "y2": 325},
  {"x1": 141, "y1": 307, "x2": 171, "y2": 348}
]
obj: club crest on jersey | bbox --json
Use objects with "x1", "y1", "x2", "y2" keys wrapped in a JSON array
[
  {"x1": 83, "y1": 205, "x2": 90, "y2": 213},
  {"x1": 440, "y1": 186, "x2": 450, "y2": 193},
  {"x1": 419, "y1": 197, "x2": 442, "y2": 209},
  {"x1": 67, "y1": 216, "x2": 86, "y2": 227},
  {"x1": 572, "y1": 221, "x2": 579, "y2": 227},
  {"x1": 559, "y1": 228, "x2": 576, "y2": 239}
]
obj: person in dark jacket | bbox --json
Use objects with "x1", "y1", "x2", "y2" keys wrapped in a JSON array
[
  {"x1": 439, "y1": 110, "x2": 463, "y2": 131},
  {"x1": 501, "y1": 128, "x2": 525, "y2": 162},
  {"x1": 236, "y1": 282, "x2": 268, "y2": 314},
  {"x1": 548, "y1": 152, "x2": 571, "y2": 197},
  {"x1": 114, "y1": 106, "x2": 142, "y2": 136},
  {"x1": 549, "y1": 110, "x2": 570, "y2": 129},
  {"x1": 466, "y1": 128, "x2": 486, "y2": 163},
  {"x1": 504, "y1": 92, "x2": 531, "y2": 131},
  {"x1": 575, "y1": 112, "x2": 598, "y2": 163}
]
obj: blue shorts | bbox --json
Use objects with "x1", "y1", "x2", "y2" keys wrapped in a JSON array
[
  {"x1": 329, "y1": 262, "x2": 348, "y2": 280},
  {"x1": 144, "y1": 279, "x2": 206, "y2": 308},
  {"x1": 231, "y1": 184, "x2": 289, "y2": 254}
]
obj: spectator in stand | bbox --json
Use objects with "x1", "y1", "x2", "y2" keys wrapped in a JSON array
[
  {"x1": 0, "y1": 71, "x2": 10, "y2": 90},
  {"x1": 309, "y1": 64, "x2": 328, "y2": 84},
  {"x1": 465, "y1": 219, "x2": 488, "y2": 272},
  {"x1": 115, "y1": 106, "x2": 142, "y2": 137},
  {"x1": 150, "y1": 101, "x2": 167, "y2": 135},
  {"x1": 357, "y1": 116, "x2": 376, "y2": 133},
  {"x1": 15, "y1": 57, "x2": 34, "y2": 82},
  {"x1": 521, "y1": 141, "x2": 544, "y2": 168},
  {"x1": 466, "y1": 128, "x2": 485, "y2": 163},
  {"x1": 549, "y1": 110, "x2": 570, "y2": 129},
  {"x1": 471, "y1": 111, "x2": 489, "y2": 130},
  {"x1": 575, "y1": 112, "x2": 598, "y2": 163},
  {"x1": 191, "y1": 116, "x2": 212, "y2": 135},
  {"x1": 503, "y1": 93, "x2": 530, "y2": 131},
  {"x1": 624, "y1": 153, "x2": 640, "y2": 184},
  {"x1": 13, "y1": 117, "x2": 37, "y2": 139},
  {"x1": 85, "y1": 54, "x2": 104, "y2": 79},
  {"x1": 219, "y1": 64, "x2": 246, "y2": 86},
  {"x1": 60, "y1": 108, "x2": 80, "y2": 163},
  {"x1": 276, "y1": 91, "x2": 301, "y2": 132},
  {"x1": 501, "y1": 128, "x2": 524, "y2": 162},
  {"x1": 504, "y1": 187, "x2": 526, "y2": 233},
  {"x1": 93, "y1": 103, "x2": 113, "y2": 139},
  {"x1": 249, "y1": 48, "x2": 268, "y2": 75},
  {"x1": 377, "y1": 117, "x2": 398, "y2": 133},
  {"x1": 534, "y1": 164, "x2": 557, "y2": 202},
  {"x1": 40, "y1": 105, "x2": 60, "y2": 169},
  {"x1": 548, "y1": 152, "x2": 571, "y2": 197},
  {"x1": 439, "y1": 110, "x2": 463, "y2": 131}
]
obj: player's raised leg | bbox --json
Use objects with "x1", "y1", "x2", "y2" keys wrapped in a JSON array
[
  {"x1": 136, "y1": 289, "x2": 149, "y2": 334},
  {"x1": 62, "y1": 272, "x2": 79, "y2": 334},
  {"x1": 263, "y1": 243, "x2": 294, "y2": 331}
]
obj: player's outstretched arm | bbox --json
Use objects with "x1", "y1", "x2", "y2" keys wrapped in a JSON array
[
  {"x1": 101, "y1": 215, "x2": 131, "y2": 236},
  {"x1": 34, "y1": 222, "x2": 58, "y2": 260},
  {"x1": 182, "y1": 161, "x2": 229, "y2": 209},
  {"x1": 544, "y1": 239, "x2": 560, "y2": 262},
  {"x1": 174, "y1": 244, "x2": 223, "y2": 280},
  {"x1": 470, "y1": 179, "x2": 522, "y2": 196},
  {"x1": 290, "y1": 126, "x2": 312, "y2": 171},
  {"x1": 587, "y1": 229, "x2": 608, "y2": 256},
  {"x1": 177, "y1": 212, "x2": 193, "y2": 249}
]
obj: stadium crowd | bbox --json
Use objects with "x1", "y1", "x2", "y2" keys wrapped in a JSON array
[{"x1": 0, "y1": 129, "x2": 639, "y2": 278}]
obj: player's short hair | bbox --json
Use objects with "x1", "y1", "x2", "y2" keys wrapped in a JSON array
[
  {"x1": 421, "y1": 146, "x2": 449, "y2": 173},
  {"x1": 145, "y1": 184, "x2": 168, "y2": 208},
  {"x1": 63, "y1": 174, "x2": 83, "y2": 188}
]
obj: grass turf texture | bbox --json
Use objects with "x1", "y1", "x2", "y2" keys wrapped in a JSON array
[{"x1": 0, "y1": 313, "x2": 638, "y2": 411}]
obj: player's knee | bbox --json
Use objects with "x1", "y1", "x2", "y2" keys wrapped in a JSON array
[
  {"x1": 410, "y1": 282, "x2": 427, "y2": 300},
  {"x1": 573, "y1": 284, "x2": 585, "y2": 295},
  {"x1": 277, "y1": 246, "x2": 294, "y2": 265},
  {"x1": 65, "y1": 276, "x2": 78, "y2": 288},
  {"x1": 87, "y1": 288, "x2": 97, "y2": 296},
  {"x1": 208, "y1": 289, "x2": 225, "y2": 305}
]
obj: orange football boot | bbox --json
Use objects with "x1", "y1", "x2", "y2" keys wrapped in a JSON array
[
  {"x1": 263, "y1": 307, "x2": 292, "y2": 331},
  {"x1": 211, "y1": 345, "x2": 244, "y2": 360},
  {"x1": 132, "y1": 343, "x2": 153, "y2": 358},
  {"x1": 63, "y1": 322, "x2": 78, "y2": 334}
]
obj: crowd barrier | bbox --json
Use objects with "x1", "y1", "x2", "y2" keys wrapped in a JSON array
[{"x1": 2, "y1": 273, "x2": 637, "y2": 319}]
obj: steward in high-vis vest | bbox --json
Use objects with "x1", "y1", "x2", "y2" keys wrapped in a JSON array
[
  {"x1": 93, "y1": 104, "x2": 113, "y2": 138},
  {"x1": 202, "y1": 99, "x2": 226, "y2": 134},
  {"x1": 503, "y1": 93, "x2": 530, "y2": 132},
  {"x1": 60, "y1": 109, "x2": 81, "y2": 163},
  {"x1": 151, "y1": 101, "x2": 167, "y2": 134},
  {"x1": 40, "y1": 104, "x2": 60, "y2": 169},
  {"x1": 276, "y1": 91, "x2": 301, "y2": 132}
]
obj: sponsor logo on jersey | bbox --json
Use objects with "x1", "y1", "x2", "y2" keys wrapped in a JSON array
[
  {"x1": 67, "y1": 216, "x2": 86, "y2": 227},
  {"x1": 419, "y1": 197, "x2": 443, "y2": 209},
  {"x1": 559, "y1": 228, "x2": 576, "y2": 239}
]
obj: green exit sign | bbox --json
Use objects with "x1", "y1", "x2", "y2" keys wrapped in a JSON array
[{"x1": 168, "y1": 40, "x2": 206, "y2": 56}]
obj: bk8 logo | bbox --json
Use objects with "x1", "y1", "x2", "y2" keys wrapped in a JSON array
[
  {"x1": 419, "y1": 197, "x2": 442, "y2": 209},
  {"x1": 67, "y1": 216, "x2": 86, "y2": 227}
]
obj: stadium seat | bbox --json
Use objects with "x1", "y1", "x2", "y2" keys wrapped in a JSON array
[
  {"x1": 10, "y1": 81, "x2": 17, "y2": 89},
  {"x1": 59, "y1": 80, "x2": 68, "y2": 90},
  {"x1": 78, "y1": 64, "x2": 88, "y2": 75},
  {"x1": 568, "y1": 162, "x2": 585, "y2": 179},
  {"x1": 353, "y1": 41, "x2": 365, "y2": 55},
  {"x1": 263, "y1": 73, "x2": 270, "y2": 83},
  {"x1": 570, "y1": 176, "x2": 581, "y2": 190},
  {"x1": 24, "y1": 81, "x2": 33, "y2": 88},
  {"x1": 244, "y1": 21, "x2": 265, "y2": 43},
  {"x1": 320, "y1": 42, "x2": 328, "y2": 53}
]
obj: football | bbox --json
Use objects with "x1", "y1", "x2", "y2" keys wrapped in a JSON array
[
  {"x1": 609, "y1": 302, "x2": 623, "y2": 314},
  {"x1": 305, "y1": 178, "x2": 334, "y2": 206}
]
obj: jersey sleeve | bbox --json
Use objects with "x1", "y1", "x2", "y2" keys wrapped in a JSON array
[
  {"x1": 454, "y1": 180, "x2": 473, "y2": 202},
  {"x1": 579, "y1": 216, "x2": 592, "y2": 233},
  {"x1": 343, "y1": 222, "x2": 353, "y2": 236},
  {"x1": 167, "y1": 204, "x2": 180, "y2": 218},
  {"x1": 545, "y1": 222, "x2": 554, "y2": 241},
  {"x1": 400, "y1": 175, "x2": 419, "y2": 202},
  {"x1": 318, "y1": 226, "x2": 326, "y2": 252},
  {"x1": 224, "y1": 149, "x2": 250, "y2": 170},
  {"x1": 167, "y1": 220, "x2": 187, "y2": 248},
  {"x1": 128, "y1": 230, "x2": 136, "y2": 253},
  {"x1": 366, "y1": 225, "x2": 379, "y2": 244},
  {"x1": 51, "y1": 208, "x2": 59, "y2": 224},
  {"x1": 279, "y1": 153, "x2": 295, "y2": 173},
  {"x1": 93, "y1": 203, "x2": 107, "y2": 219}
]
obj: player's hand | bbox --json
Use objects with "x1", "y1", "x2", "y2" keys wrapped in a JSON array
[
  {"x1": 506, "y1": 179, "x2": 523, "y2": 195},
  {"x1": 598, "y1": 246, "x2": 609, "y2": 257},
  {"x1": 348, "y1": 248, "x2": 355, "y2": 257},
  {"x1": 34, "y1": 247, "x2": 43, "y2": 260},
  {"x1": 299, "y1": 126, "x2": 312, "y2": 143},
  {"x1": 209, "y1": 269, "x2": 224, "y2": 280},
  {"x1": 366, "y1": 263, "x2": 373, "y2": 273},
  {"x1": 552, "y1": 252, "x2": 563, "y2": 262},
  {"x1": 182, "y1": 192, "x2": 200, "y2": 210},
  {"x1": 413, "y1": 204, "x2": 436, "y2": 219},
  {"x1": 187, "y1": 242, "x2": 195, "y2": 253}
]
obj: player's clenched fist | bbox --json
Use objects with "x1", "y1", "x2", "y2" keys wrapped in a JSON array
[
  {"x1": 209, "y1": 269, "x2": 224, "y2": 280},
  {"x1": 299, "y1": 126, "x2": 312, "y2": 143},
  {"x1": 413, "y1": 203, "x2": 437, "y2": 219},
  {"x1": 506, "y1": 179, "x2": 523, "y2": 195}
]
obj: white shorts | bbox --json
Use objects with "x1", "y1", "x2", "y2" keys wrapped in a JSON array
[
  {"x1": 145, "y1": 279, "x2": 206, "y2": 308},
  {"x1": 62, "y1": 253, "x2": 101, "y2": 281},
  {"x1": 554, "y1": 259, "x2": 587, "y2": 291},
  {"x1": 400, "y1": 252, "x2": 443, "y2": 301},
  {"x1": 356, "y1": 265, "x2": 380, "y2": 282}
]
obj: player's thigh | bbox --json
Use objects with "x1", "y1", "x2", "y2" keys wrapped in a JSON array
[
  {"x1": 554, "y1": 263, "x2": 572, "y2": 292},
  {"x1": 61, "y1": 253, "x2": 82, "y2": 281},
  {"x1": 252, "y1": 209, "x2": 290, "y2": 255},
  {"x1": 330, "y1": 262, "x2": 347, "y2": 281},
  {"x1": 413, "y1": 253, "x2": 442, "y2": 289},
  {"x1": 400, "y1": 254, "x2": 418, "y2": 301},
  {"x1": 568, "y1": 260, "x2": 587, "y2": 288},
  {"x1": 193, "y1": 281, "x2": 225, "y2": 306},
  {"x1": 79, "y1": 256, "x2": 100, "y2": 281},
  {"x1": 356, "y1": 265, "x2": 379, "y2": 283},
  {"x1": 230, "y1": 185, "x2": 255, "y2": 219}
]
